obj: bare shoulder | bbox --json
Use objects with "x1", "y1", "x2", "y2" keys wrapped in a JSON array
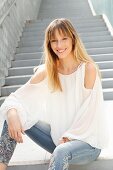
[
  {"x1": 84, "y1": 62, "x2": 97, "y2": 89},
  {"x1": 30, "y1": 65, "x2": 46, "y2": 84}
]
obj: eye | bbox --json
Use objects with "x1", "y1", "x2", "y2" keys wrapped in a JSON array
[
  {"x1": 62, "y1": 37, "x2": 68, "y2": 40},
  {"x1": 50, "y1": 40, "x2": 57, "y2": 43}
]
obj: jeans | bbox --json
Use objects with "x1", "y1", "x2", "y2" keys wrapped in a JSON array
[{"x1": 0, "y1": 120, "x2": 101, "y2": 170}]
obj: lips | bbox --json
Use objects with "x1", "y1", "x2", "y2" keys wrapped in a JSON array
[{"x1": 57, "y1": 48, "x2": 67, "y2": 53}]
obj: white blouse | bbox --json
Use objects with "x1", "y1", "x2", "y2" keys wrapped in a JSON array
[{"x1": 0, "y1": 62, "x2": 109, "y2": 150}]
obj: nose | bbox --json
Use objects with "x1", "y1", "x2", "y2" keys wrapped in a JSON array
[{"x1": 57, "y1": 40, "x2": 63, "y2": 48}]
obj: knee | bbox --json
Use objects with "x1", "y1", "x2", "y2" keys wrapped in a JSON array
[{"x1": 52, "y1": 144, "x2": 71, "y2": 160}]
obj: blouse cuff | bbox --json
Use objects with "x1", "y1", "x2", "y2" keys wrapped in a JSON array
[
  {"x1": 0, "y1": 93, "x2": 27, "y2": 126},
  {"x1": 61, "y1": 132, "x2": 77, "y2": 141}
]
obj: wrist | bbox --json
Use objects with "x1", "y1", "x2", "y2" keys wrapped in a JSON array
[{"x1": 7, "y1": 108, "x2": 17, "y2": 117}]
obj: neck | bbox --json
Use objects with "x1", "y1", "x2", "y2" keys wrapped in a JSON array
[{"x1": 57, "y1": 56, "x2": 80, "y2": 74}]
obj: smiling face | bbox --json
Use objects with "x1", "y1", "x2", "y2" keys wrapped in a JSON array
[{"x1": 50, "y1": 29, "x2": 74, "y2": 60}]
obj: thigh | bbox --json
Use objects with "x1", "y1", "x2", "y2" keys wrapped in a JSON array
[
  {"x1": 54, "y1": 139, "x2": 101, "y2": 165},
  {"x1": 25, "y1": 120, "x2": 56, "y2": 153}
]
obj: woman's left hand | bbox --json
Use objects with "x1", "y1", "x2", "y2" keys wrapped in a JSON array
[{"x1": 58, "y1": 137, "x2": 70, "y2": 145}]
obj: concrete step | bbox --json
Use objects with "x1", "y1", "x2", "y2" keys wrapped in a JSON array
[
  {"x1": 8, "y1": 163, "x2": 49, "y2": 170},
  {"x1": 0, "y1": 70, "x2": 112, "y2": 96},
  {"x1": 12, "y1": 59, "x2": 113, "y2": 69},
  {"x1": 38, "y1": 13, "x2": 92, "y2": 19},
  {"x1": 20, "y1": 27, "x2": 108, "y2": 42},
  {"x1": 14, "y1": 52, "x2": 113, "y2": 62},
  {"x1": 11, "y1": 59, "x2": 42, "y2": 67},
  {"x1": 14, "y1": 52, "x2": 43, "y2": 60},
  {"x1": 11, "y1": 58, "x2": 113, "y2": 68},
  {"x1": 4, "y1": 73, "x2": 113, "y2": 88},
  {"x1": 101, "y1": 69, "x2": 113, "y2": 78},
  {"x1": 22, "y1": 25, "x2": 108, "y2": 37},
  {"x1": 103, "y1": 88, "x2": 113, "y2": 100},
  {"x1": 24, "y1": 21, "x2": 106, "y2": 30},
  {"x1": 30, "y1": 15, "x2": 102, "y2": 24},
  {"x1": 18, "y1": 39, "x2": 112, "y2": 49},
  {"x1": 1, "y1": 85, "x2": 22, "y2": 96},
  {"x1": 5, "y1": 75, "x2": 31, "y2": 86},
  {"x1": 25, "y1": 21, "x2": 105, "y2": 31},
  {"x1": 16, "y1": 46, "x2": 113, "y2": 54},
  {"x1": 84, "y1": 41, "x2": 113, "y2": 49},
  {"x1": 23, "y1": 28, "x2": 109, "y2": 38},
  {"x1": 20, "y1": 27, "x2": 109, "y2": 42},
  {"x1": 91, "y1": 54, "x2": 113, "y2": 61},
  {"x1": 25, "y1": 17, "x2": 103, "y2": 27},
  {"x1": 96, "y1": 61, "x2": 113, "y2": 69},
  {"x1": 8, "y1": 66, "x2": 34, "y2": 76},
  {"x1": 22, "y1": 25, "x2": 109, "y2": 37},
  {"x1": 102, "y1": 78, "x2": 113, "y2": 88},
  {"x1": 8, "y1": 65, "x2": 113, "y2": 78},
  {"x1": 20, "y1": 31, "x2": 111, "y2": 42},
  {"x1": 0, "y1": 96, "x2": 7, "y2": 106},
  {"x1": 87, "y1": 47, "x2": 113, "y2": 55},
  {"x1": 7, "y1": 160, "x2": 113, "y2": 170},
  {"x1": 39, "y1": 2, "x2": 91, "y2": 8}
]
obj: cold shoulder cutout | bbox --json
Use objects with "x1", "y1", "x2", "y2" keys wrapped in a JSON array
[{"x1": 29, "y1": 64, "x2": 46, "y2": 85}]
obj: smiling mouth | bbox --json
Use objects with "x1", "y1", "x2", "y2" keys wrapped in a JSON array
[{"x1": 57, "y1": 48, "x2": 67, "y2": 53}]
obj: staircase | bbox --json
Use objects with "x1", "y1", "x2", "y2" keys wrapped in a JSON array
[{"x1": 0, "y1": 0, "x2": 113, "y2": 169}]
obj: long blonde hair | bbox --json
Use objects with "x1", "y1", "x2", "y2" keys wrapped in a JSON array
[{"x1": 43, "y1": 18, "x2": 100, "y2": 91}]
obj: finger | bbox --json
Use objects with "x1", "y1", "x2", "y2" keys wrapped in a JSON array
[
  {"x1": 21, "y1": 127, "x2": 25, "y2": 135},
  {"x1": 14, "y1": 129, "x2": 19, "y2": 139},
  {"x1": 8, "y1": 128, "x2": 15, "y2": 139},
  {"x1": 17, "y1": 131, "x2": 23, "y2": 143}
]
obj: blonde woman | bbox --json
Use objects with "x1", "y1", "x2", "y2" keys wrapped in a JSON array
[{"x1": 0, "y1": 18, "x2": 108, "y2": 170}]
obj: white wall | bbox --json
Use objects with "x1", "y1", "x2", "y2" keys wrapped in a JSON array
[{"x1": 0, "y1": 0, "x2": 42, "y2": 93}]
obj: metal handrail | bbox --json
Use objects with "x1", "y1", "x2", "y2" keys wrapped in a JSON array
[{"x1": 0, "y1": 0, "x2": 16, "y2": 26}]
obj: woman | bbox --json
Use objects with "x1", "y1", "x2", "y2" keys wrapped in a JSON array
[{"x1": 0, "y1": 18, "x2": 108, "y2": 170}]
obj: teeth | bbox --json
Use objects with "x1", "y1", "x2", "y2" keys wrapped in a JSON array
[{"x1": 57, "y1": 49, "x2": 66, "y2": 53}]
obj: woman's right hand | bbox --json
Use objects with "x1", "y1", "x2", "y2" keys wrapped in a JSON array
[{"x1": 7, "y1": 108, "x2": 24, "y2": 143}]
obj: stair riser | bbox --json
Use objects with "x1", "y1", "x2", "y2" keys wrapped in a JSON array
[
  {"x1": 8, "y1": 67, "x2": 34, "y2": 76},
  {"x1": 1, "y1": 78, "x2": 113, "y2": 97},
  {"x1": 12, "y1": 59, "x2": 42, "y2": 67},
  {"x1": 24, "y1": 22, "x2": 105, "y2": 31},
  {"x1": 92, "y1": 54, "x2": 113, "y2": 61},
  {"x1": 20, "y1": 27, "x2": 108, "y2": 42},
  {"x1": 22, "y1": 27, "x2": 109, "y2": 37},
  {"x1": 11, "y1": 59, "x2": 113, "y2": 68},
  {"x1": 23, "y1": 31, "x2": 109, "y2": 38},
  {"x1": 25, "y1": 20, "x2": 104, "y2": 30},
  {"x1": 18, "y1": 39, "x2": 112, "y2": 48},
  {"x1": 87, "y1": 48, "x2": 113, "y2": 55},
  {"x1": 18, "y1": 40, "x2": 113, "y2": 49},
  {"x1": 22, "y1": 27, "x2": 108, "y2": 37},
  {"x1": 15, "y1": 53, "x2": 113, "y2": 62},
  {"x1": 4, "y1": 75, "x2": 113, "y2": 87},
  {"x1": 8, "y1": 67, "x2": 113, "y2": 78},
  {"x1": 38, "y1": 14, "x2": 92, "y2": 18},
  {"x1": 32, "y1": 15, "x2": 102, "y2": 23},
  {"x1": 15, "y1": 52, "x2": 43, "y2": 60},
  {"x1": 19, "y1": 32, "x2": 109, "y2": 44},
  {"x1": 16, "y1": 46, "x2": 113, "y2": 54},
  {"x1": 6, "y1": 160, "x2": 113, "y2": 170}
]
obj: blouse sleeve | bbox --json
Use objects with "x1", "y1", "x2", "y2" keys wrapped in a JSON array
[
  {"x1": 61, "y1": 66, "x2": 108, "y2": 148},
  {"x1": 0, "y1": 64, "x2": 46, "y2": 127},
  {"x1": 0, "y1": 92, "x2": 28, "y2": 126}
]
